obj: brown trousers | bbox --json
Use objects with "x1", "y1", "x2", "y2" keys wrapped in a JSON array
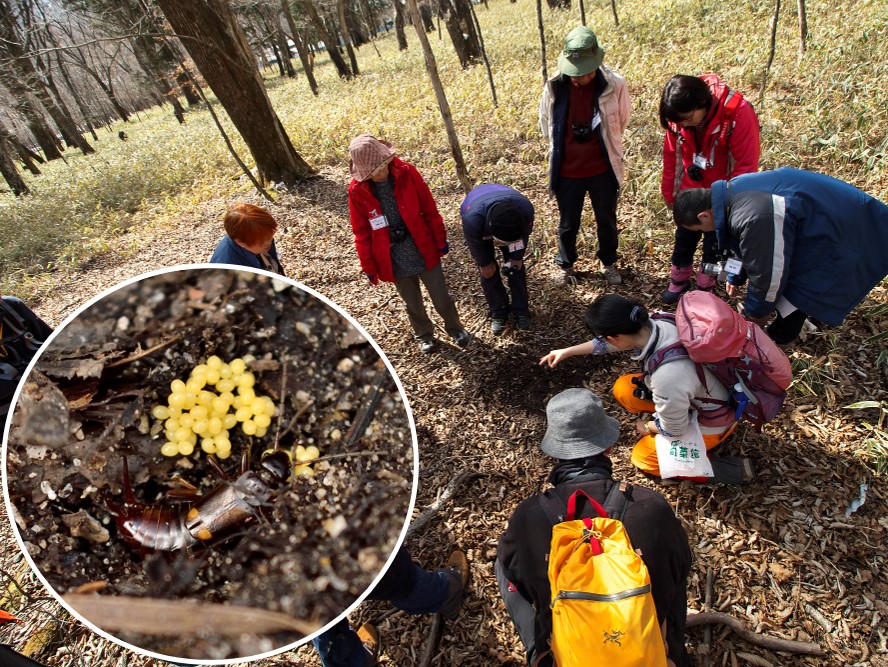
[{"x1": 394, "y1": 263, "x2": 463, "y2": 341}]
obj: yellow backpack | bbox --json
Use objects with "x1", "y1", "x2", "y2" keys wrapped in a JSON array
[{"x1": 541, "y1": 484, "x2": 667, "y2": 667}]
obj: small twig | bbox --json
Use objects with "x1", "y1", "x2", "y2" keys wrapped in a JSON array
[
  {"x1": 104, "y1": 335, "x2": 182, "y2": 368},
  {"x1": 342, "y1": 360, "x2": 390, "y2": 451},
  {"x1": 702, "y1": 566, "x2": 714, "y2": 667},
  {"x1": 802, "y1": 603, "x2": 834, "y2": 633},
  {"x1": 277, "y1": 398, "x2": 315, "y2": 442},
  {"x1": 407, "y1": 469, "x2": 481, "y2": 538},
  {"x1": 417, "y1": 612, "x2": 443, "y2": 667},
  {"x1": 301, "y1": 450, "x2": 389, "y2": 465},
  {"x1": 686, "y1": 611, "x2": 824, "y2": 655}
]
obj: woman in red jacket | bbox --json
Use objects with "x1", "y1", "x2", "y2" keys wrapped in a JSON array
[
  {"x1": 348, "y1": 134, "x2": 469, "y2": 354},
  {"x1": 659, "y1": 74, "x2": 760, "y2": 304}
]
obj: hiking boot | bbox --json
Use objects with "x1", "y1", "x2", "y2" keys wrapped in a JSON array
[
  {"x1": 356, "y1": 622, "x2": 380, "y2": 666},
  {"x1": 695, "y1": 269, "x2": 717, "y2": 291},
  {"x1": 491, "y1": 318, "x2": 507, "y2": 336},
  {"x1": 515, "y1": 314, "x2": 531, "y2": 331},
  {"x1": 451, "y1": 330, "x2": 471, "y2": 348},
  {"x1": 709, "y1": 456, "x2": 755, "y2": 484},
  {"x1": 560, "y1": 265, "x2": 577, "y2": 286},
  {"x1": 603, "y1": 264, "x2": 622, "y2": 285},
  {"x1": 419, "y1": 339, "x2": 436, "y2": 355},
  {"x1": 662, "y1": 265, "x2": 694, "y2": 304},
  {"x1": 439, "y1": 550, "x2": 470, "y2": 619}
]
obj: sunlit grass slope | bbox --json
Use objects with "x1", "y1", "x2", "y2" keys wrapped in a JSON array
[{"x1": 0, "y1": 0, "x2": 884, "y2": 294}]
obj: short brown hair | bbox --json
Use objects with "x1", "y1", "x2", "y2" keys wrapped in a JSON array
[{"x1": 223, "y1": 204, "x2": 278, "y2": 246}]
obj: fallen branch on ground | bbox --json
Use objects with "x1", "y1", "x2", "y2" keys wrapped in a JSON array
[
  {"x1": 686, "y1": 611, "x2": 824, "y2": 655},
  {"x1": 407, "y1": 469, "x2": 481, "y2": 538}
]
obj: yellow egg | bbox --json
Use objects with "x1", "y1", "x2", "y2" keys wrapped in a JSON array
[
  {"x1": 207, "y1": 416, "x2": 223, "y2": 436},
  {"x1": 216, "y1": 447, "x2": 232, "y2": 460},
  {"x1": 237, "y1": 373, "x2": 256, "y2": 389},
  {"x1": 242, "y1": 420, "x2": 257, "y2": 436},
  {"x1": 178, "y1": 414, "x2": 194, "y2": 429},
  {"x1": 214, "y1": 435, "x2": 231, "y2": 449},
  {"x1": 254, "y1": 414, "x2": 271, "y2": 429},
  {"x1": 235, "y1": 407, "x2": 252, "y2": 422},
  {"x1": 152, "y1": 405, "x2": 170, "y2": 420},
  {"x1": 192, "y1": 419, "x2": 209, "y2": 435},
  {"x1": 200, "y1": 438, "x2": 217, "y2": 454},
  {"x1": 242, "y1": 354, "x2": 256, "y2": 363},
  {"x1": 197, "y1": 391, "x2": 215, "y2": 407},
  {"x1": 168, "y1": 393, "x2": 186, "y2": 409},
  {"x1": 218, "y1": 391, "x2": 235, "y2": 406},
  {"x1": 232, "y1": 395, "x2": 246, "y2": 410},
  {"x1": 205, "y1": 369, "x2": 221, "y2": 385},
  {"x1": 211, "y1": 397, "x2": 229, "y2": 414},
  {"x1": 160, "y1": 442, "x2": 179, "y2": 457},
  {"x1": 255, "y1": 427, "x2": 267, "y2": 438},
  {"x1": 185, "y1": 378, "x2": 204, "y2": 393},
  {"x1": 238, "y1": 387, "x2": 256, "y2": 404},
  {"x1": 219, "y1": 363, "x2": 233, "y2": 379},
  {"x1": 190, "y1": 406, "x2": 209, "y2": 421},
  {"x1": 230, "y1": 358, "x2": 246, "y2": 375},
  {"x1": 170, "y1": 379, "x2": 186, "y2": 394},
  {"x1": 216, "y1": 378, "x2": 236, "y2": 393},
  {"x1": 165, "y1": 416, "x2": 181, "y2": 431},
  {"x1": 174, "y1": 427, "x2": 191, "y2": 443},
  {"x1": 263, "y1": 397, "x2": 276, "y2": 416},
  {"x1": 183, "y1": 392, "x2": 197, "y2": 410},
  {"x1": 206, "y1": 355, "x2": 223, "y2": 370},
  {"x1": 222, "y1": 414, "x2": 238, "y2": 430},
  {"x1": 177, "y1": 441, "x2": 195, "y2": 456}
]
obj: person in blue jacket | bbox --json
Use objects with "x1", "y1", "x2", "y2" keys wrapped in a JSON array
[
  {"x1": 673, "y1": 168, "x2": 888, "y2": 343},
  {"x1": 459, "y1": 184, "x2": 535, "y2": 335},
  {"x1": 209, "y1": 203, "x2": 286, "y2": 275}
]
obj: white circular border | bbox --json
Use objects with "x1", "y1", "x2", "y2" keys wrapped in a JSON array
[{"x1": 1, "y1": 263, "x2": 421, "y2": 665}]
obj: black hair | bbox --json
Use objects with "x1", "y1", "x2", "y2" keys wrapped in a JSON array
[
  {"x1": 673, "y1": 188, "x2": 713, "y2": 229},
  {"x1": 584, "y1": 294, "x2": 650, "y2": 337},
  {"x1": 659, "y1": 75, "x2": 714, "y2": 130}
]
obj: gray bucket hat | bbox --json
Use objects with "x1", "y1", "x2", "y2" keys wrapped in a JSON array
[
  {"x1": 557, "y1": 26, "x2": 605, "y2": 78},
  {"x1": 540, "y1": 388, "x2": 620, "y2": 460}
]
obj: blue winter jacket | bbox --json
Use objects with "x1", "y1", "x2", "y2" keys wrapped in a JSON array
[
  {"x1": 209, "y1": 235, "x2": 284, "y2": 274},
  {"x1": 712, "y1": 168, "x2": 888, "y2": 325},
  {"x1": 459, "y1": 184, "x2": 534, "y2": 267}
]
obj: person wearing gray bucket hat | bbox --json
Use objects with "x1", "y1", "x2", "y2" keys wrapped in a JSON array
[
  {"x1": 540, "y1": 26, "x2": 630, "y2": 287},
  {"x1": 496, "y1": 387, "x2": 693, "y2": 667}
]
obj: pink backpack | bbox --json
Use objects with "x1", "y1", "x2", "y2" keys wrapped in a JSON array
[{"x1": 648, "y1": 291, "x2": 793, "y2": 429}]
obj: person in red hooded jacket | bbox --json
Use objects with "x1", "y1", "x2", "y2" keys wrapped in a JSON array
[
  {"x1": 347, "y1": 134, "x2": 470, "y2": 354},
  {"x1": 659, "y1": 74, "x2": 760, "y2": 304}
]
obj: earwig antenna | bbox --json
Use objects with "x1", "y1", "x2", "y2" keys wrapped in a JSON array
[{"x1": 342, "y1": 360, "x2": 391, "y2": 452}]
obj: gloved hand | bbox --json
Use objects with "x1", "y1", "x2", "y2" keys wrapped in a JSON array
[
  {"x1": 365, "y1": 273, "x2": 378, "y2": 285},
  {"x1": 438, "y1": 242, "x2": 449, "y2": 256}
]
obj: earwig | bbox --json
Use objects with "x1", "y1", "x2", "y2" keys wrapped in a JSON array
[{"x1": 105, "y1": 451, "x2": 291, "y2": 551}]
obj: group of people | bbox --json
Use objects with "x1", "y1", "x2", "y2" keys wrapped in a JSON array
[{"x1": 202, "y1": 23, "x2": 888, "y2": 667}]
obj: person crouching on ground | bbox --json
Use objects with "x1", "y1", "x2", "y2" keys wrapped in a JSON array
[
  {"x1": 497, "y1": 388, "x2": 692, "y2": 667},
  {"x1": 209, "y1": 203, "x2": 285, "y2": 275},
  {"x1": 347, "y1": 134, "x2": 470, "y2": 355},
  {"x1": 539, "y1": 294, "x2": 752, "y2": 483},
  {"x1": 459, "y1": 183, "x2": 535, "y2": 336},
  {"x1": 659, "y1": 74, "x2": 760, "y2": 304}
]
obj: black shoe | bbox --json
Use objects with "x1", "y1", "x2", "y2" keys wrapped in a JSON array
[
  {"x1": 662, "y1": 281, "x2": 690, "y2": 305},
  {"x1": 515, "y1": 314, "x2": 531, "y2": 331},
  {"x1": 490, "y1": 318, "x2": 507, "y2": 336},
  {"x1": 709, "y1": 456, "x2": 755, "y2": 484},
  {"x1": 452, "y1": 330, "x2": 471, "y2": 348},
  {"x1": 419, "y1": 339, "x2": 436, "y2": 354}
]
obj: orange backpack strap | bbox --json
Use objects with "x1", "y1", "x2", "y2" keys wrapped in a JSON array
[{"x1": 717, "y1": 88, "x2": 744, "y2": 145}]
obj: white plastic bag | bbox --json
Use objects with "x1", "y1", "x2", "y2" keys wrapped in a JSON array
[{"x1": 654, "y1": 412, "x2": 714, "y2": 479}]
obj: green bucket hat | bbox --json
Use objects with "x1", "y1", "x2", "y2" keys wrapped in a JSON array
[{"x1": 557, "y1": 26, "x2": 605, "y2": 77}]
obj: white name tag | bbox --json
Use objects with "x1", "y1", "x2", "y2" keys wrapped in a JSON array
[
  {"x1": 724, "y1": 257, "x2": 743, "y2": 273},
  {"x1": 369, "y1": 214, "x2": 388, "y2": 230},
  {"x1": 591, "y1": 110, "x2": 601, "y2": 130},
  {"x1": 508, "y1": 240, "x2": 525, "y2": 252},
  {"x1": 692, "y1": 153, "x2": 707, "y2": 169}
]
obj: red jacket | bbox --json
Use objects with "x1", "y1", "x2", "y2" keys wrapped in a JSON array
[
  {"x1": 348, "y1": 157, "x2": 447, "y2": 283},
  {"x1": 661, "y1": 74, "x2": 760, "y2": 204}
]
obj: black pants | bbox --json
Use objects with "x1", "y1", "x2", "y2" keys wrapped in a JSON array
[
  {"x1": 554, "y1": 173, "x2": 619, "y2": 268},
  {"x1": 480, "y1": 245, "x2": 529, "y2": 318},
  {"x1": 670, "y1": 225, "x2": 718, "y2": 267},
  {"x1": 766, "y1": 309, "x2": 808, "y2": 345}
]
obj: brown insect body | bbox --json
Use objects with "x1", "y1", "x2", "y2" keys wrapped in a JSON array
[{"x1": 107, "y1": 452, "x2": 291, "y2": 552}]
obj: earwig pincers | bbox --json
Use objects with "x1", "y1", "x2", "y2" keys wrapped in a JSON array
[{"x1": 105, "y1": 451, "x2": 291, "y2": 551}]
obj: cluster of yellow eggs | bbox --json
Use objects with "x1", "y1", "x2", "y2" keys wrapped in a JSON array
[{"x1": 151, "y1": 355, "x2": 276, "y2": 459}]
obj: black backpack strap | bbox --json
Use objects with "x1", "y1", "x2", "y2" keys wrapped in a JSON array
[
  {"x1": 602, "y1": 481, "x2": 632, "y2": 522},
  {"x1": 538, "y1": 490, "x2": 566, "y2": 525}
]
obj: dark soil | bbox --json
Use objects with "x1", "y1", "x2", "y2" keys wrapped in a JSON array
[{"x1": 4, "y1": 268, "x2": 414, "y2": 661}]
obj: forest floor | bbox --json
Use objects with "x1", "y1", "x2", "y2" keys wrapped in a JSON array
[{"x1": 1, "y1": 161, "x2": 886, "y2": 666}]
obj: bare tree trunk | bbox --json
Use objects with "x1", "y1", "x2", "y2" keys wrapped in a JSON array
[
  {"x1": 797, "y1": 0, "x2": 807, "y2": 53},
  {"x1": 579, "y1": 0, "x2": 585, "y2": 26},
  {"x1": 394, "y1": 0, "x2": 408, "y2": 50},
  {"x1": 439, "y1": 0, "x2": 482, "y2": 68},
  {"x1": 610, "y1": 0, "x2": 619, "y2": 27},
  {"x1": 405, "y1": 0, "x2": 471, "y2": 193},
  {"x1": 0, "y1": 128, "x2": 30, "y2": 196},
  {"x1": 176, "y1": 70, "x2": 202, "y2": 105},
  {"x1": 275, "y1": 27, "x2": 297, "y2": 77},
  {"x1": 280, "y1": 0, "x2": 319, "y2": 95},
  {"x1": 759, "y1": 0, "x2": 781, "y2": 102},
  {"x1": 336, "y1": 0, "x2": 360, "y2": 75},
  {"x1": 53, "y1": 48, "x2": 99, "y2": 142},
  {"x1": 9, "y1": 134, "x2": 42, "y2": 174},
  {"x1": 536, "y1": 0, "x2": 547, "y2": 82},
  {"x1": 299, "y1": 0, "x2": 353, "y2": 79},
  {"x1": 154, "y1": 0, "x2": 315, "y2": 186},
  {"x1": 468, "y1": 0, "x2": 497, "y2": 107}
]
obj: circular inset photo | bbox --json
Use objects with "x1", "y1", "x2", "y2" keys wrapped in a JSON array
[{"x1": 2, "y1": 267, "x2": 417, "y2": 662}]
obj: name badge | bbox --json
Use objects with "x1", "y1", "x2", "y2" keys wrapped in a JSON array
[
  {"x1": 692, "y1": 153, "x2": 707, "y2": 169},
  {"x1": 591, "y1": 110, "x2": 601, "y2": 130},
  {"x1": 508, "y1": 240, "x2": 525, "y2": 252},
  {"x1": 725, "y1": 257, "x2": 743, "y2": 273},
  {"x1": 369, "y1": 214, "x2": 388, "y2": 231}
]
